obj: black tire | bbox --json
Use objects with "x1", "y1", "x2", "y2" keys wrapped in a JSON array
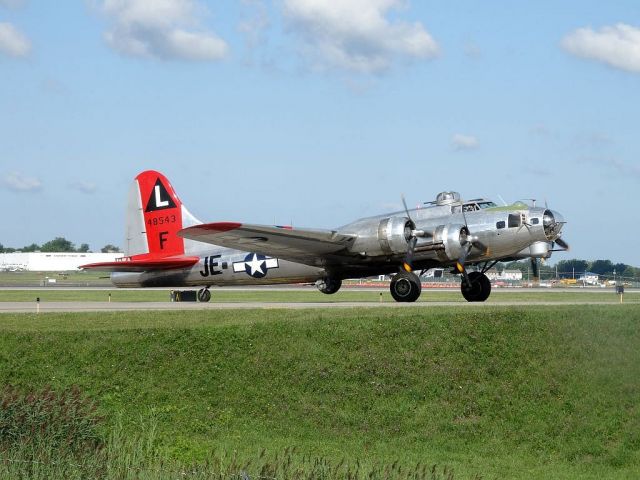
[
  {"x1": 390, "y1": 272, "x2": 422, "y2": 302},
  {"x1": 197, "y1": 288, "x2": 211, "y2": 302},
  {"x1": 316, "y1": 277, "x2": 342, "y2": 294},
  {"x1": 461, "y1": 272, "x2": 491, "y2": 302}
]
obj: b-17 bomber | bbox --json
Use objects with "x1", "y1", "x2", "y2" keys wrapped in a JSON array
[{"x1": 82, "y1": 170, "x2": 568, "y2": 303}]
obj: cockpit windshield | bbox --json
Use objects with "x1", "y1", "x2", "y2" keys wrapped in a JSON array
[
  {"x1": 461, "y1": 201, "x2": 497, "y2": 212},
  {"x1": 477, "y1": 201, "x2": 497, "y2": 209}
]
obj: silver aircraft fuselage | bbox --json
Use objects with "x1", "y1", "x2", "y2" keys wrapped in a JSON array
[{"x1": 112, "y1": 199, "x2": 563, "y2": 288}]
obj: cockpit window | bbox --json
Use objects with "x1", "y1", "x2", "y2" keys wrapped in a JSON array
[
  {"x1": 477, "y1": 201, "x2": 497, "y2": 209},
  {"x1": 462, "y1": 203, "x2": 479, "y2": 212}
]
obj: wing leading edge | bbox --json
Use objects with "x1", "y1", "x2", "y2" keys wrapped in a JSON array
[{"x1": 178, "y1": 222, "x2": 356, "y2": 266}]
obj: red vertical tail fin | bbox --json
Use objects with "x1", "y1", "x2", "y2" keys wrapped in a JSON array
[{"x1": 125, "y1": 170, "x2": 200, "y2": 258}]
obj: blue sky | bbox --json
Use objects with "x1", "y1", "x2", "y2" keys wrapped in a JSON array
[{"x1": 1, "y1": 1, "x2": 639, "y2": 265}]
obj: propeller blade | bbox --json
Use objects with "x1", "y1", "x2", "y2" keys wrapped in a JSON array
[
  {"x1": 401, "y1": 194, "x2": 412, "y2": 221},
  {"x1": 403, "y1": 236, "x2": 418, "y2": 272},
  {"x1": 530, "y1": 257, "x2": 539, "y2": 279},
  {"x1": 555, "y1": 238, "x2": 570, "y2": 250},
  {"x1": 456, "y1": 250, "x2": 471, "y2": 288},
  {"x1": 456, "y1": 243, "x2": 471, "y2": 273},
  {"x1": 472, "y1": 239, "x2": 489, "y2": 255}
]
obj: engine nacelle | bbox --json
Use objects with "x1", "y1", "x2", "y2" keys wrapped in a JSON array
[
  {"x1": 349, "y1": 216, "x2": 414, "y2": 257},
  {"x1": 377, "y1": 216, "x2": 414, "y2": 255},
  {"x1": 433, "y1": 223, "x2": 468, "y2": 261},
  {"x1": 514, "y1": 241, "x2": 551, "y2": 259}
]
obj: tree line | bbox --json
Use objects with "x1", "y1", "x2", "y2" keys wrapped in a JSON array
[
  {"x1": 501, "y1": 259, "x2": 638, "y2": 280},
  {"x1": 0, "y1": 238, "x2": 120, "y2": 254}
]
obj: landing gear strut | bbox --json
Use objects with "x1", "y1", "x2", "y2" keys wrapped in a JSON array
[
  {"x1": 460, "y1": 271, "x2": 491, "y2": 302},
  {"x1": 316, "y1": 277, "x2": 342, "y2": 294},
  {"x1": 390, "y1": 271, "x2": 421, "y2": 302},
  {"x1": 197, "y1": 288, "x2": 211, "y2": 302}
]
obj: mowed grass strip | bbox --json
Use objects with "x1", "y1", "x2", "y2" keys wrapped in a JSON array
[
  {"x1": 0, "y1": 288, "x2": 638, "y2": 303},
  {"x1": 1, "y1": 305, "x2": 639, "y2": 479}
]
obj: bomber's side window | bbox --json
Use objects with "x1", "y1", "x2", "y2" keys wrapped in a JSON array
[
  {"x1": 508, "y1": 213, "x2": 521, "y2": 228},
  {"x1": 496, "y1": 221, "x2": 506, "y2": 229},
  {"x1": 531, "y1": 218, "x2": 539, "y2": 225}
]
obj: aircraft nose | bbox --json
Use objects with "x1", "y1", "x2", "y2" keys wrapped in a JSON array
[{"x1": 543, "y1": 209, "x2": 565, "y2": 239}]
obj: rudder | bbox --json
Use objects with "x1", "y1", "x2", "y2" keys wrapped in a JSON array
[{"x1": 124, "y1": 170, "x2": 200, "y2": 257}]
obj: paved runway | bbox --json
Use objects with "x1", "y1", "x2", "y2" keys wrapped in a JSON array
[{"x1": 0, "y1": 299, "x2": 632, "y2": 313}]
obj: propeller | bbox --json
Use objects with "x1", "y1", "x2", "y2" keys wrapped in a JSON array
[
  {"x1": 543, "y1": 202, "x2": 570, "y2": 251},
  {"x1": 554, "y1": 238, "x2": 570, "y2": 251},
  {"x1": 455, "y1": 205, "x2": 490, "y2": 286},
  {"x1": 401, "y1": 195, "x2": 428, "y2": 272},
  {"x1": 530, "y1": 257, "x2": 540, "y2": 285}
]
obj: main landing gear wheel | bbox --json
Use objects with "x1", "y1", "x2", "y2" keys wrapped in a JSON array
[
  {"x1": 390, "y1": 271, "x2": 422, "y2": 303},
  {"x1": 461, "y1": 272, "x2": 491, "y2": 302},
  {"x1": 197, "y1": 288, "x2": 211, "y2": 302},
  {"x1": 316, "y1": 277, "x2": 342, "y2": 294}
]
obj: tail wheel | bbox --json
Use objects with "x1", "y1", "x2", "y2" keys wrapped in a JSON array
[
  {"x1": 197, "y1": 288, "x2": 211, "y2": 302},
  {"x1": 390, "y1": 272, "x2": 422, "y2": 302},
  {"x1": 461, "y1": 272, "x2": 491, "y2": 302}
]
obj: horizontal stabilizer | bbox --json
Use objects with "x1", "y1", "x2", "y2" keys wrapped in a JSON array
[{"x1": 80, "y1": 256, "x2": 199, "y2": 272}]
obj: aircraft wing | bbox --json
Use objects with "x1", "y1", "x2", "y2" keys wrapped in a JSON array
[
  {"x1": 179, "y1": 222, "x2": 356, "y2": 266},
  {"x1": 80, "y1": 256, "x2": 199, "y2": 272}
]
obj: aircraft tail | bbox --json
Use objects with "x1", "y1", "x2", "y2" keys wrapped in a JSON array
[{"x1": 124, "y1": 170, "x2": 202, "y2": 257}]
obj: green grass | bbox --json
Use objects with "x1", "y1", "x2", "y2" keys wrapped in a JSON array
[
  {"x1": 0, "y1": 288, "x2": 638, "y2": 303},
  {"x1": 1, "y1": 306, "x2": 639, "y2": 478}
]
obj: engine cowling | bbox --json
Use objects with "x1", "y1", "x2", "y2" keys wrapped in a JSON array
[
  {"x1": 433, "y1": 223, "x2": 468, "y2": 261},
  {"x1": 377, "y1": 216, "x2": 414, "y2": 255}
]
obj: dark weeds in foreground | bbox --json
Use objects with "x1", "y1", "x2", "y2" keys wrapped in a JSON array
[
  {"x1": 0, "y1": 384, "x2": 103, "y2": 454},
  {"x1": 0, "y1": 385, "x2": 474, "y2": 479}
]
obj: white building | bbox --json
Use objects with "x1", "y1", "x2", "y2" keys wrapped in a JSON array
[
  {"x1": 486, "y1": 269, "x2": 523, "y2": 281},
  {"x1": 501, "y1": 270, "x2": 523, "y2": 281},
  {"x1": 0, "y1": 252, "x2": 122, "y2": 272},
  {"x1": 577, "y1": 272, "x2": 600, "y2": 286}
]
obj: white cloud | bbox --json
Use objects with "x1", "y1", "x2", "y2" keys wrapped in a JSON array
[
  {"x1": 69, "y1": 181, "x2": 97, "y2": 194},
  {"x1": 239, "y1": 0, "x2": 270, "y2": 49},
  {"x1": 281, "y1": 0, "x2": 438, "y2": 73},
  {"x1": 0, "y1": 22, "x2": 30, "y2": 57},
  {"x1": 101, "y1": 0, "x2": 228, "y2": 61},
  {"x1": 451, "y1": 134, "x2": 479, "y2": 151},
  {"x1": 2, "y1": 172, "x2": 42, "y2": 192},
  {"x1": 562, "y1": 23, "x2": 640, "y2": 74},
  {"x1": 583, "y1": 156, "x2": 640, "y2": 180}
]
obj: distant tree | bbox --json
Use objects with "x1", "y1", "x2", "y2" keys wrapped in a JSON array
[
  {"x1": 0, "y1": 243, "x2": 3, "y2": 253},
  {"x1": 613, "y1": 263, "x2": 628, "y2": 275},
  {"x1": 589, "y1": 259, "x2": 614, "y2": 275},
  {"x1": 555, "y1": 259, "x2": 589, "y2": 277},
  {"x1": 622, "y1": 266, "x2": 637, "y2": 280},
  {"x1": 501, "y1": 261, "x2": 528, "y2": 273},
  {"x1": 100, "y1": 244, "x2": 121, "y2": 253},
  {"x1": 40, "y1": 237, "x2": 75, "y2": 252},
  {"x1": 20, "y1": 243, "x2": 40, "y2": 252},
  {"x1": 77, "y1": 243, "x2": 90, "y2": 253}
]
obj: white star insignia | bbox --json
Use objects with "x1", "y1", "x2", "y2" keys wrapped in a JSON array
[{"x1": 246, "y1": 254, "x2": 265, "y2": 276}]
